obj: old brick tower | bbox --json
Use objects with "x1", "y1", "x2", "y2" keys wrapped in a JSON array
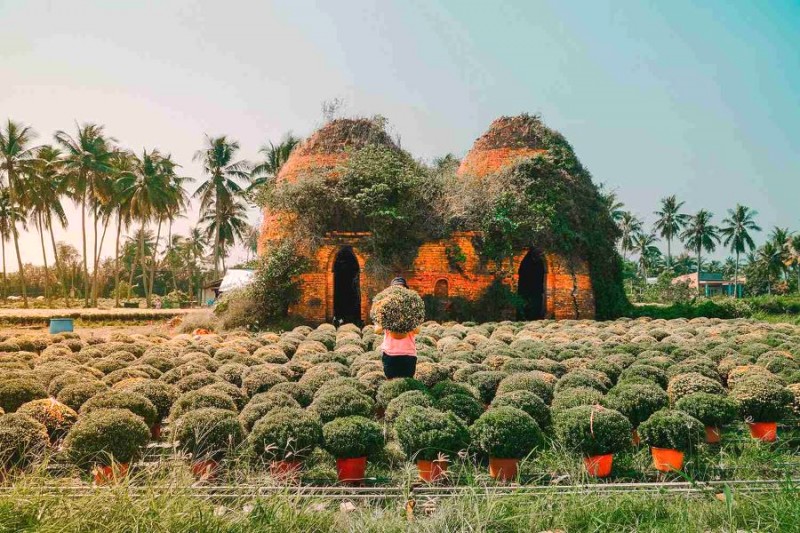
[{"x1": 258, "y1": 116, "x2": 596, "y2": 324}]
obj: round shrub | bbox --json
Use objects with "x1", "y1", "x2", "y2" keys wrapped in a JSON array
[
  {"x1": 173, "y1": 408, "x2": 245, "y2": 461},
  {"x1": 56, "y1": 381, "x2": 108, "y2": 411},
  {"x1": 298, "y1": 363, "x2": 349, "y2": 392},
  {"x1": 64, "y1": 408, "x2": 150, "y2": 469},
  {"x1": 414, "y1": 362, "x2": 450, "y2": 388},
  {"x1": 468, "y1": 371, "x2": 509, "y2": 404},
  {"x1": 666, "y1": 373, "x2": 725, "y2": 403},
  {"x1": 555, "y1": 369, "x2": 611, "y2": 394},
  {"x1": 554, "y1": 405, "x2": 632, "y2": 456},
  {"x1": 322, "y1": 416, "x2": 384, "y2": 458},
  {"x1": 674, "y1": 393, "x2": 738, "y2": 428},
  {"x1": 471, "y1": 407, "x2": 544, "y2": 459},
  {"x1": 666, "y1": 361, "x2": 719, "y2": 381},
  {"x1": 47, "y1": 371, "x2": 99, "y2": 397},
  {"x1": 495, "y1": 372, "x2": 554, "y2": 404},
  {"x1": 727, "y1": 365, "x2": 784, "y2": 389},
  {"x1": 551, "y1": 387, "x2": 605, "y2": 414},
  {"x1": 247, "y1": 407, "x2": 323, "y2": 462},
  {"x1": 200, "y1": 382, "x2": 248, "y2": 410},
  {"x1": 638, "y1": 409, "x2": 704, "y2": 451},
  {"x1": 370, "y1": 286, "x2": 425, "y2": 333},
  {"x1": 430, "y1": 380, "x2": 480, "y2": 400},
  {"x1": 309, "y1": 388, "x2": 374, "y2": 423},
  {"x1": 602, "y1": 382, "x2": 669, "y2": 427},
  {"x1": 242, "y1": 369, "x2": 288, "y2": 397},
  {"x1": 376, "y1": 378, "x2": 427, "y2": 409},
  {"x1": 394, "y1": 406, "x2": 470, "y2": 461},
  {"x1": 0, "y1": 378, "x2": 47, "y2": 413},
  {"x1": 586, "y1": 360, "x2": 622, "y2": 383},
  {"x1": 239, "y1": 393, "x2": 300, "y2": 431},
  {"x1": 170, "y1": 389, "x2": 237, "y2": 420},
  {"x1": 216, "y1": 363, "x2": 249, "y2": 387},
  {"x1": 0, "y1": 413, "x2": 49, "y2": 469},
  {"x1": 314, "y1": 377, "x2": 371, "y2": 399},
  {"x1": 619, "y1": 364, "x2": 668, "y2": 389},
  {"x1": 175, "y1": 372, "x2": 222, "y2": 393},
  {"x1": 490, "y1": 391, "x2": 551, "y2": 429},
  {"x1": 269, "y1": 382, "x2": 313, "y2": 407},
  {"x1": 385, "y1": 390, "x2": 434, "y2": 422},
  {"x1": 17, "y1": 399, "x2": 78, "y2": 441},
  {"x1": 80, "y1": 391, "x2": 158, "y2": 427},
  {"x1": 436, "y1": 394, "x2": 484, "y2": 425},
  {"x1": 119, "y1": 380, "x2": 179, "y2": 423},
  {"x1": 730, "y1": 376, "x2": 793, "y2": 422},
  {"x1": 788, "y1": 383, "x2": 800, "y2": 417}
]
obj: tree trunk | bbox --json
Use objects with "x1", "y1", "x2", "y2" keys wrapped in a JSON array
[
  {"x1": 734, "y1": 252, "x2": 740, "y2": 299},
  {"x1": 93, "y1": 215, "x2": 110, "y2": 305},
  {"x1": 214, "y1": 199, "x2": 221, "y2": 278},
  {"x1": 91, "y1": 202, "x2": 100, "y2": 307},
  {"x1": 148, "y1": 219, "x2": 162, "y2": 299},
  {"x1": 11, "y1": 226, "x2": 27, "y2": 308},
  {"x1": 697, "y1": 248, "x2": 702, "y2": 295},
  {"x1": 1, "y1": 236, "x2": 6, "y2": 299},
  {"x1": 127, "y1": 235, "x2": 139, "y2": 300},
  {"x1": 139, "y1": 224, "x2": 150, "y2": 307},
  {"x1": 114, "y1": 216, "x2": 122, "y2": 307},
  {"x1": 81, "y1": 190, "x2": 89, "y2": 306},
  {"x1": 48, "y1": 219, "x2": 67, "y2": 306},
  {"x1": 38, "y1": 212, "x2": 50, "y2": 302},
  {"x1": 666, "y1": 237, "x2": 672, "y2": 268}
]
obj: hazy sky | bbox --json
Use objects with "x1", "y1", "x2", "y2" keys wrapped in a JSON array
[{"x1": 2, "y1": 0, "x2": 799, "y2": 270}]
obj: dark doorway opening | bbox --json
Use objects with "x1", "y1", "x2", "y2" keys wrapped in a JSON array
[
  {"x1": 333, "y1": 247, "x2": 361, "y2": 324},
  {"x1": 518, "y1": 249, "x2": 546, "y2": 320}
]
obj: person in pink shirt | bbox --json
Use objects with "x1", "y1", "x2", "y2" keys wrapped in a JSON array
[{"x1": 375, "y1": 277, "x2": 419, "y2": 379}]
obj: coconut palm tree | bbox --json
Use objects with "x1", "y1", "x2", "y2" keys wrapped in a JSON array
[
  {"x1": 680, "y1": 210, "x2": 720, "y2": 281},
  {"x1": 248, "y1": 134, "x2": 300, "y2": 194},
  {"x1": 722, "y1": 257, "x2": 737, "y2": 279},
  {"x1": 768, "y1": 226, "x2": 790, "y2": 281},
  {"x1": 653, "y1": 195, "x2": 689, "y2": 267},
  {"x1": 0, "y1": 120, "x2": 39, "y2": 307},
  {"x1": 193, "y1": 136, "x2": 250, "y2": 277},
  {"x1": 719, "y1": 204, "x2": 761, "y2": 298},
  {"x1": 618, "y1": 211, "x2": 642, "y2": 261},
  {"x1": 631, "y1": 231, "x2": 661, "y2": 279},
  {"x1": 28, "y1": 145, "x2": 67, "y2": 301},
  {"x1": 183, "y1": 226, "x2": 208, "y2": 303},
  {"x1": 200, "y1": 197, "x2": 250, "y2": 272},
  {"x1": 758, "y1": 242, "x2": 784, "y2": 295},
  {"x1": 785, "y1": 234, "x2": 800, "y2": 294},
  {"x1": 0, "y1": 189, "x2": 21, "y2": 299},
  {"x1": 55, "y1": 123, "x2": 116, "y2": 305}
]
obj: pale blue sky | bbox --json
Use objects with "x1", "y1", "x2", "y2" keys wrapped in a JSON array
[{"x1": 1, "y1": 0, "x2": 798, "y2": 267}]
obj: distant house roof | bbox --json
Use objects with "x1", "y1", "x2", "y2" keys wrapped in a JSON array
[
  {"x1": 672, "y1": 271, "x2": 738, "y2": 288},
  {"x1": 219, "y1": 269, "x2": 255, "y2": 292}
]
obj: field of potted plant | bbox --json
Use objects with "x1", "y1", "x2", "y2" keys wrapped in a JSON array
[{"x1": 0, "y1": 316, "x2": 799, "y2": 491}]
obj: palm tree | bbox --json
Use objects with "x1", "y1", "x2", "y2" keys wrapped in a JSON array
[
  {"x1": 200, "y1": 198, "x2": 250, "y2": 271},
  {"x1": 109, "y1": 151, "x2": 136, "y2": 307},
  {"x1": 193, "y1": 136, "x2": 250, "y2": 277},
  {"x1": 680, "y1": 210, "x2": 720, "y2": 282},
  {"x1": 758, "y1": 242, "x2": 784, "y2": 295},
  {"x1": 618, "y1": 212, "x2": 642, "y2": 261},
  {"x1": 768, "y1": 227, "x2": 790, "y2": 280},
  {"x1": 0, "y1": 190, "x2": 20, "y2": 298},
  {"x1": 722, "y1": 257, "x2": 737, "y2": 279},
  {"x1": 719, "y1": 204, "x2": 761, "y2": 298},
  {"x1": 0, "y1": 120, "x2": 39, "y2": 307},
  {"x1": 248, "y1": 134, "x2": 299, "y2": 194},
  {"x1": 184, "y1": 226, "x2": 207, "y2": 303},
  {"x1": 29, "y1": 145, "x2": 67, "y2": 301},
  {"x1": 653, "y1": 195, "x2": 689, "y2": 267},
  {"x1": 785, "y1": 234, "x2": 800, "y2": 294},
  {"x1": 631, "y1": 231, "x2": 661, "y2": 279},
  {"x1": 55, "y1": 123, "x2": 116, "y2": 305}
]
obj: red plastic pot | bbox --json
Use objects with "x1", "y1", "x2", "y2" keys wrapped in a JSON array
[
  {"x1": 270, "y1": 459, "x2": 302, "y2": 479},
  {"x1": 93, "y1": 463, "x2": 129, "y2": 484},
  {"x1": 191, "y1": 459, "x2": 218, "y2": 480},
  {"x1": 488, "y1": 457, "x2": 518, "y2": 481},
  {"x1": 705, "y1": 426, "x2": 721, "y2": 444},
  {"x1": 651, "y1": 447, "x2": 684, "y2": 472},
  {"x1": 584, "y1": 454, "x2": 613, "y2": 478},
  {"x1": 748, "y1": 422, "x2": 777, "y2": 442},
  {"x1": 417, "y1": 459, "x2": 448, "y2": 483},
  {"x1": 336, "y1": 456, "x2": 367, "y2": 483}
]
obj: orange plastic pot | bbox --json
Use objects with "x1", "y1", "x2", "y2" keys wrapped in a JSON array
[
  {"x1": 191, "y1": 459, "x2": 218, "y2": 480},
  {"x1": 269, "y1": 459, "x2": 302, "y2": 479},
  {"x1": 705, "y1": 426, "x2": 721, "y2": 444},
  {"x1": 93, "y1": 463, "x2": 129, "y2": 484},
  {"x1": 748, "y1": 422, "x2": 777, "y2": 442},
  {"x1": 632, "y1": 429, "x2": 641, "y2": 446},
  {"x1": 584, "y1": 454, "x2": 613, "y2": 478},
  {"x1": 150, "y1": 423, "x2": 162, "y2": 441},
  {"x1": 336, "y1": 456, "x2": 367, "y2": 483},
  {"x1": 417, "y1": 459, "x2": 448, "y2": 483},
  {"x1": 651, "y1": 447, "x2": 684, "y2": 472},
  {"x1": 488, "y1": 457, "x2": 518, "y2": 481}
]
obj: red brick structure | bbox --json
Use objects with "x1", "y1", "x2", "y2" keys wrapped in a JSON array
[{"x1": 259, "y1": 116, "x2": 596, "y2": 323}]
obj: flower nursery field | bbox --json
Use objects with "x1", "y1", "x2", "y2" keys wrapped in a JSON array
[{"x1": 1, "y1": 317, "x2": 800, "y2": 531}]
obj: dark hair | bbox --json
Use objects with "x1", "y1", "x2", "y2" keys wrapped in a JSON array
[{"x1": 390, "y1": 277, "x2": 408, "y2": 288}]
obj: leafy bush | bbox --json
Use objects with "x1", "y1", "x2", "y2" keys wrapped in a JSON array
[
  {"x1": 430, "y1": 380, "x2": 480, "y2": 400},
  {"x1": 269, "y1": 382, "x2": 313, "y2": 407},
  {"x1": 175, "y1": 372, "x2": 222, "y2": 393},
  {"x1": 551, "y1": 387, "x2": 605, "y2": 414},
  {"x1": 246, "y1": 407, "x2": 322, "y2": 462},
  {"x1": 554, "y1": 405, "x2": 632, "y2": 456},
  {"x1": 730, "y1": 376, "x2": 793, "y2": 422},
  {"x1": 56, "y1": 381, "x2": 108, "y2": 411},
  {"x1": 64, "y1": 408, "x2": 150, "y2": 469},
  {"x1": 436, "y1": 394, "x2": 484, "y2": 425},
  {"x1": 470, "y1": 407, "x2": 544, "y2": 459},
  {"x1": 469, "y1": 371, "x2": 510, "y2": 404},
  {"x1": 394, "y1": 406, "x2": 470, "y2": 461},
  {"x1": 376, "y1": 378, "x2": 427, "y2": 408},
  {"x1": 170, "y1": 389, "x2": 237, "y2": 420},
  {"x1": 674, "y1": 393, "x2": 738, "y2": 427},
  {"x1": 242, "y1": 369, "x2": 288, "y2": 397},
  {"x1": 491, "y1": 391, "x2": 551, "y2": 429},
  {"x1": 239, "y1": 393, "x2": 300, "y2": 431},
  {"x1": 80, "y1": 391, "x2": 158, "y2": 427},
  {"x1": 385, "y1": 390, "x2": 434, "y2": 422},
  {"x1": 119, "y1": 380, "x2": 179, "y2": 423},
  {"x1": 370, "y1": 286, "x2": 425, "y2": 333},
  {"x1": 0, "y1": 378, "x2": 47, "y2": 413},
  {"x1": 602, "y1": 382, "x2": 669, "y2": 427},
  {"x1": 173, "y1": 408, "x2": 245, "y2": 461},
  {"x1": 618, "y1": 364, "x2": 668, "y2": 389},
  {"x1": 17, "y1": 399, "x2": 78, "y2": 441},
  {"x1": 309, "y1": 387, "x2": 374, "y2": 423},
  {"x1": 666, "y1": 373, "x2": 725, "y2": 403},
  {"x1": 638, "y1": 409, "x2": 704, "y2": 451},
  {"x1": 555, "y1": 370, "x2": 611, "y2": 394},
  {"x1": 0, "y1": 413, "x2": 49, "y2": 469},
  {"x1": 495, "y1": 372, "x2": 554, "y2": 404},
  {"x1": 322, "y1": 416, "x2": 384, "y2": 458}
]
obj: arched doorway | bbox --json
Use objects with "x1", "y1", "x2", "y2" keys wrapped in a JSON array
[
  {"x1": 333, "y1": 247, "x2": 361, "y2": 324},
  {"x1": 518, "y1": 249, "x2": 546, "y2": 320}
]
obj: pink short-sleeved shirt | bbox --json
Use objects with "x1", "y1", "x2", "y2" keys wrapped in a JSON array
[{"x1": 380, "y1": 332, "x2": 417, "y2": 357}]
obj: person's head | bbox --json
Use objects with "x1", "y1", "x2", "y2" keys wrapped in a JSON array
[{"x1": 390, "y1": 277, "x2": 408, "y2": 289}]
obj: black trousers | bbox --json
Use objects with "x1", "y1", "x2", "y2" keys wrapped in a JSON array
[{"x1": 382, "y1": 353, "x2": 417, "y2": 379}]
